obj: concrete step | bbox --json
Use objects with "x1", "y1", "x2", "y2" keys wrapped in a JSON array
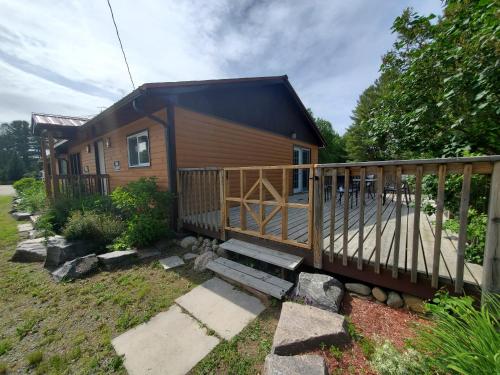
[
  {"x1": 220, "y1": 239, "x2": 303, "y2": 270},
  {"x1": 206, "y1": 257, "x2": 294, "y2": 299}
]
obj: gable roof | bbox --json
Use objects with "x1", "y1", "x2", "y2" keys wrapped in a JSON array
[{"x1": 31, "y1": 113, "x2": 90, "y2": 137}]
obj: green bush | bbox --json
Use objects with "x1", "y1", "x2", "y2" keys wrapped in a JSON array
[
  {"x1": 111, "y1": 178, "x2": 173, "y2": 248},
  {"x1": 443, "y1": 208, "x2": 487, "y2": 264},
  {"x1": 370, "y1": 340, "x2": 427, "y2": 375},
  {"x1": 413, "y1": 292, "x2": 500, "y2": 374},
  {"x1": 63, "y1": 211, "x2": 125, "y2": 248},
  {"x1": 13, "y1": 177, "x2": 47, "y2": 213}
]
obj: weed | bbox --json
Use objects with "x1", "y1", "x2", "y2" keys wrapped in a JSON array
[
  {"x1": 16, "y1": 316, "x2": 40, "y2": 339},
  {"x1": 329, "y1": 345, "x2": 343, "y2": 360},
  {"x1": 0, "y1": 340, "x2": 11, "y2": 356},
  {"x1": 359, "y1": 337, "x2": 375, "y2": 360},
  {"x1": 319, "y1": 342, "x2": 326, "y2": 350},
  {"x1": 26, "y1": 350, "x2": 43, "y2": 367},
  {"x1": 107, "y1": 355, "x2": 124, "y2": 371}
]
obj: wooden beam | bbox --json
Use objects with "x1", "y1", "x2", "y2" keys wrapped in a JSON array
[
  {"x1": 47, "y1": 132, "x2": 58, "y2": 198},
  {"x1": 432, "y1": 164, "x2": 446, "y2": 288},
  {"x1": 455, "y1": 164, "x2": 472, "y2": 293},
  {"x1": 313, "y1": 167, "x2": 324, "y2": 269},
  {"x1": 482, "y1": 161, "x2": 500, "y2": 304},
  {"x1": 411, "y1": 165, "x2": 423, "y2": 283},
  {"x1": 40, "y1": 136, "x2": 52, "y2": 199}
]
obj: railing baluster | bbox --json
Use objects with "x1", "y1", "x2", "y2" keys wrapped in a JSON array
[
  {"x1": 282, "y1": 168, "x2": 288, "y2": 241},
  {"x1": 375, "y1": 166, "x2": 384, "y2": 273},
  {"x1": 313, "y1": 166, "x2": 324, "y2": 269},
  {"x1": 342, "y1": 168, "x2": 350, "y2": 266},
  {"x1": 259, "y1": 168, "x2": 264, "y2": 234},
  {"x1": 308, "y1": 166, "x2": 314, "y2": 248},
  {"x1": 455, "y1": 164, "x2": 472, "y2": 293},
  {"x1": 357, "y1": 167, "x2": 366, "y2": 270},
  {"x1": 330, "y1": 168, "x2": 337, "y2": 263},
  {"x1": 393, "y1": 166, "x2": 402, "y2": 279},
  {"x1": 432, "y1": 164, "x2": 447, "y2": 288},
  {"x1": 411, "y1": 165, "x2": 423, "y2": 283},
  {"x1": 240, "y1": 169, "x2": 246, "y2": 231}
]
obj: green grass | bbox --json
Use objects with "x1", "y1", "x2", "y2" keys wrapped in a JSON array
[{"x1": 0, "y1": 196, "x2": 213, "y2": 374}]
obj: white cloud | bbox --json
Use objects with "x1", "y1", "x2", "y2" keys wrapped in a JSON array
[{"x1": 0, "y1": 0, "x2": 442, "y2": 132}]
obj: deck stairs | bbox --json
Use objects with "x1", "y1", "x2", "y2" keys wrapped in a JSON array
[{"x1": 206, "y1": 239, "x2": 303, "y2": 299}]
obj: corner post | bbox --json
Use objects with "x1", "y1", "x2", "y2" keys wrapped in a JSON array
[
  {"x1": 313, "y1": 166, "x2": 324, "y2": 269},
  {"x1": 47, "y1": 132, "x2": 58, "y2": 198},
  {"x1": 482, "y1": 161, "x2": 500, "y2": 304},
  {"x1": 40, "y1": 135, "x2": 52, "y2": 199},
  {"x1": 165, "y1": 100, "x2": 178, "y2": 230}
]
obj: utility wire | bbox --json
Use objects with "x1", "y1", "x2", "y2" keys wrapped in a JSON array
[{"x1": 106, "y1": 0, "x2": 135, "y2": 90}]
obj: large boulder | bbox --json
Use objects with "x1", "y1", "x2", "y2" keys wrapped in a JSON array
[
  {"x1": 345, "y1": 283, "x2": 371, "y2": 296},
  {"x1": 44, "y1": 236, "x2": 94, "y2": 268},
  {"x1": 272, "y1": 302, "x2": 350, "y2": 355},
  {"x1": 193, "y1": 251, "x2": 217, "y2": 272},
  {"x1": 51, "y1": 254, "x2": 98, "y2": 282},
  {"x1": 18, "y1": 223, "x2": 34, "y2": 240},
  {"x1": 264, "y1": 354, "x2": 328, "y2": 375},
  {"x1": 293, "y1": 272, "x2": 344, "y2": 313},
  {"x1": 180, "y1": 236, "x2": 197, "y2": 249},
  {"x1": 11, "y1": 212, "x2": 31, "y2": 221},
  {"x1": 403, "y1": 294, "x2": 425, "y2": 313},
  {"x1": 97, "y1": 250, "x2": 138, "y2": 270},
  {"x1": 11, "y1": 238, "x2": 46, "y2": 262},
  {"x1": 386, "y1": 291, "x2": 403, "y2": 308},
  {"x1": 372, "y1": 287, "x2": 388, "y2": 303}
]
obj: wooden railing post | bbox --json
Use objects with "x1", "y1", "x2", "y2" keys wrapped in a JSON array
[
  {"x1": 411, "y1": 165, "x2": 423, "y2": 283},
  {"x1": 282, "y1": 168, "x2": 288, "y2": 241},
  {"x1": 313, "y1": 167, "x2": 324, "y2": 269},
  {"x1": 329, "y1": 168, "x2": 337, "y2": 263},
  {"x1": 342, "y1": 168, "x2": 350, "y2": 266},
  {"x1": 482, "y1": 161, "x2": 500, "y2": 302},
  {"x1": 357, "y1": 167, "x2": 366, "y2": 270},
  {"x1": 220, "y1": 169, "x2": 227, "y2": 240},
  {"x1": 240, "y1": 169, "x2": 247, "y2": 231},
  {"x1": 455, "y1": 164, "x2": 472, "y2": 293},
  {"x1": 432, "y1": 164, "x2": 447, "y2": 288}
]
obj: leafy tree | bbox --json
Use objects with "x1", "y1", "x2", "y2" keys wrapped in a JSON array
[
  {"x1": 0, "y1": 120, "x2": 40, "y2": 182},
  {"x1": 309, "y1": 110, "x2": 347, "y2": 163}
]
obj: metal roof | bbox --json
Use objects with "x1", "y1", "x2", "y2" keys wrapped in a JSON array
[{"x1": 32, "y1": 113, "x2": 89, "y2": 127}]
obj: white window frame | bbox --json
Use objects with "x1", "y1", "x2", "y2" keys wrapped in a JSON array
[{"x1": 127, "y1": 130, "x2": 151, "y2": 168}]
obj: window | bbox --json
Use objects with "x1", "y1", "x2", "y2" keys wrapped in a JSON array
[{"x1": 127, "y1": 130, "x2": 150, "y2": 167}]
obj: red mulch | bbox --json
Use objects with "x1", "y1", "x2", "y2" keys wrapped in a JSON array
[{"x1": 307, "y1": 294, "x2": 428, "y2": 375}]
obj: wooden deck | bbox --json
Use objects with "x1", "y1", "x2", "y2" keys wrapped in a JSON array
[{"x1": 189, "y1": 192, "x2": 482, "y2": 288}]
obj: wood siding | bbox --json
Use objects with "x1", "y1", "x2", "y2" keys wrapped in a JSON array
[{"x1": 67, "y1": 110, "x2": 168, "y2": 190}]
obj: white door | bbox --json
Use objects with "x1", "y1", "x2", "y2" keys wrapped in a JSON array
[
  {"x1": 293, "y1": 146, "x2": 311, "y2": 193},
  {"x1": 96, "y1": 140, "x2": 107, "y2": 194}
]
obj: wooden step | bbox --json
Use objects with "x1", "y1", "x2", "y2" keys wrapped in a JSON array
[
  {"x1": 206, "y1": 257, "x2": 294, "y2": 299},
  {"x1": 219, "y1": 239, "x2": 303, "y2": 270}
]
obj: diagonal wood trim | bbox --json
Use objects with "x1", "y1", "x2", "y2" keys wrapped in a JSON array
[
  {"x1": 243, "y1": 201, "x2": 260, "y2": 224},
  {"x1": 262, "y1": 177, "x2": 283, "y2": 203},
  {"x1": 244, "y1": 178, "x2": 260, "y2": 200},
  {"x1": 262, "y1": 205, "x2": 282, "y2": 228}
]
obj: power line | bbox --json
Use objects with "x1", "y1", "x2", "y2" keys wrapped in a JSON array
[{"x1": 106, "y1": 0, "x2": 135, "y2": 90}]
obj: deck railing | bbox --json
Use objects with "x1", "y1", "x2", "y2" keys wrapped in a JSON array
[{"x1": 56, "y1": 174, "x2": 110, "y2": 197}]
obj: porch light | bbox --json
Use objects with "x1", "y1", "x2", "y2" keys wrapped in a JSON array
[
  {"x1": 86, "y1": 144, "x2": 91, "y2": 153},
  {"x1": 291, "y1": 132, "x2": 297, "y2": 139},
  {"x1": 106, "y1": 137, "x2": 112, "y2": 148}
]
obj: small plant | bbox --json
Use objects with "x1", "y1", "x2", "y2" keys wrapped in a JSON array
[
  {"x1": 0, "y1": 340, "x2": 11, "y2": 356},
  {"x1": 319, "y1": 342, "x2": 326, "y2": 350},
  {"x1": 26, "y1": 350, "x2": 43, "y2": 367},
  {"x1": 107, "y1": 355, "x2": 124, "y2": 371},
  {"x1": 413, "y1": 293, "x2": 499, "y2": 374},
  {"x1": 329, "y1": 345, "x2": 343, "y2": 360},
  {"x1": 16, "y1": 317, "x2": 39, "y2": 339},
  {"x1": 359, "y1": 336, "x2": 375, "y2": 360},
  {"x1": 370, "y1": 340, "x2": 426, "y2": 375},
  {"x1": 13, "y1": 177, "x2": 47, "y2": 213},
  {"x1": 63, "y1": 211, "x2": 125, "y2": 248}
]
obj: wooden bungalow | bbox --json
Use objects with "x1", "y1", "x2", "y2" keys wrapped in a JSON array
[{"x1": 32, "y1": 76, "x2": 500, "y2": 301}]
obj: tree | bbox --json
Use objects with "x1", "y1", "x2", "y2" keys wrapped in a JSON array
[
  {"x1": 309, "y1": 110, "x2": 347, "y2": 163},
  {"x1": 346, "y1": 0, "x2": 500, "y2": 160},
  {"x1": 0, "y1": 120, "x2": 40, "y2": 183}
]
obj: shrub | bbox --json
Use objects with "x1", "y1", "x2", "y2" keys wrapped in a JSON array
[
  {"x1": 13, "y1": 177, "x2": 47, "y2": 213},
  {"x1": 443, "y1": 208, "x2": 487, "y2": 264},
  {"x1": 413, "y1": 292, "x2": 499, "y2": 374},
  {"x1": 63, "y1": 211, "x2": 125, "y2": 248},
  {"x1": 111, "y1": 178, "x2": 173, "y2": 248},
  {"x1": 370, "y1": 340, "x2": 427, "y2": 375}
]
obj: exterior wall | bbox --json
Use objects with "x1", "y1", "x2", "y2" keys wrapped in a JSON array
[
  {"x1": 175, "y1": 106, "x2": 319, "y2": 197},
  {"x1": 67, "y1": 110, "x2": 168, "y2": 190}
]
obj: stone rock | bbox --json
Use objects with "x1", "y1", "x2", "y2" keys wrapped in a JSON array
[
  {"x1": 345, "y1": 283, "x2": 371, "y2": 296},
  {"x1": 348, "y1": 292, "x2": 373, "y2": 301},
  {"x1": 211, "y1": 239, "x2": 218, "y2": 246},
  {"x1": 293, "y1": 272, "x2": 344, "y2": 313},
  {"x1": 30, "y1": 215, "x2": 40, "y2": 225},
  {"x1": 136, "y1": 247, "x2": 161, "y2": 260},
  {"x1": 372, "y1": 287, "x2": 387, "y2": 302},
  {"x1": 11, "y1": 238, "x2": 46, "y2": 262},
  {"x1": 264, "y1": 354, "x2": 328, "y2": 375},
  {"x1": 159, "y1": 256, "x2": 185, "y2": 270},
  {"x1": 193, "y1": 251, "x2": 217, "y2": 272},
  {"x1": 215, "y1": 246, "x2": 227, "y2": 258},
  {"x1": 183, "y1": 252, "x2": 197, "y2": 261},
  {"x1": 52, "y1": 254, "x2": 98, "y2": 282},
  {"x1": 403, "y1": 294, "x2": 425, "y2": 313},
  {"x1": 191, "y1": 244, "x2": 198, "y2": 253},
  {"x1": 11, "y1": 212, "x2": 31, "y2": 221},
  {"x1": 180, "y1": 236, "x2": 197, "y2": 249},
  {"x1": 386, "y1": 291, "x2": 403, "y2": 308},
  {"x1": 272, "y1": 302, "x2": 350, "y2": 355},
  {"x1": 97, "y1": 250, "x2": 138, "y2": 270},
  {"x1": 29, "y1": 230, "x2": 42, "y2": 239},
  {"x1": 44, "y1": 236, "x2": 94, "y2": 268},
  {"x1": 18, "y1": 223, "x2": 33, "y2": 240}
]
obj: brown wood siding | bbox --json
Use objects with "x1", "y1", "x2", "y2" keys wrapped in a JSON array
[
  {"x1": 175, "y1": 106, "x2": 318, "y2": 197},
  {"x1": 67, "y1": 110, "x2": 168, "y2": 190}
]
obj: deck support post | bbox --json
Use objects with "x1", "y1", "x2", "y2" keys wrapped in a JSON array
[
  {"x1": 313, "y1": 167, "x2": 324, "y2": 269},
  {"x1": 40, "y1": 134, "x2": 52, "y2": 199},
  {"x1": 482, "y1": 161, "x2": 500, "y2": 304},
  {"x1": 47, "y1": 131, "x2": 58, "y2": 198}
]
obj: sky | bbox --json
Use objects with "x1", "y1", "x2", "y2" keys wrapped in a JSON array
[{"x1": 0, "y1": 0, "x2": 443, "y2": 134}]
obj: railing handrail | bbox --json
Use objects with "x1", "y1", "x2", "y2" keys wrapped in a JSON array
[{"x1": 56, "y1": 173, "x2": 110, "y2": 179}]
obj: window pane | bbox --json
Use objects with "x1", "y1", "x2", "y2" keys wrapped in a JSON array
[
  {"x1": 138, "y1": 135, "x2": 149, "y2": 164},
  {"x1": 128, "y1": 137, "x2": 138, "y2": 166}
]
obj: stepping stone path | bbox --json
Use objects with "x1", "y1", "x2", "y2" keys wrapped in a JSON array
[
  {"x1": 183, "y1": 252, "x2": 197, "y2": 261},
  {"x1": 113, "y1": 277, "x2": 264, "y2": 374},
  {"x1": 176, "y1": 277, "x2": 265, "y2": 340},
  {"x1": 11, "y1": 237, "x2": 47, "y2": 262},
  {"x1": 159, "y1": 256, "x2": 184, "y2": 270},
  {"x1": 97, "y1": 250, "x2": 138, "y2": 270},
  {"x1": 112, "y1": 305, "x2": 220, "y2": 375},
  {"x1": 293, "y1": 272, "x2": 344, "y2": 313},
  {"x1": 17, "y1": 223, "x2": 33, "y2": 240},
  {"x1": 11, "y1": 212, "x2": 31, "y2": 221},
  {"x1": 52, "y1": 254, "x2": 98, "y2": 282},
  {"x1": 272, "y1": 302, "x2": 350, "y2": 355},
  {"x1": 264, "y1": 354, "x2": 328, "y2": 375}
]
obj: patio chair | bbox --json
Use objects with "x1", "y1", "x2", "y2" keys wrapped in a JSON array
[
  {"x1": 383, "y1": 175, "x2": 411, "y2": 205},
  {"x1": 337, "y1": 175, "x2": 360, "y2": 208}
]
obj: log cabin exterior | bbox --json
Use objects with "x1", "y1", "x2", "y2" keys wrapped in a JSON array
[{"x1": 31, "y1": 76, "x2": 500, "y2": 301}]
